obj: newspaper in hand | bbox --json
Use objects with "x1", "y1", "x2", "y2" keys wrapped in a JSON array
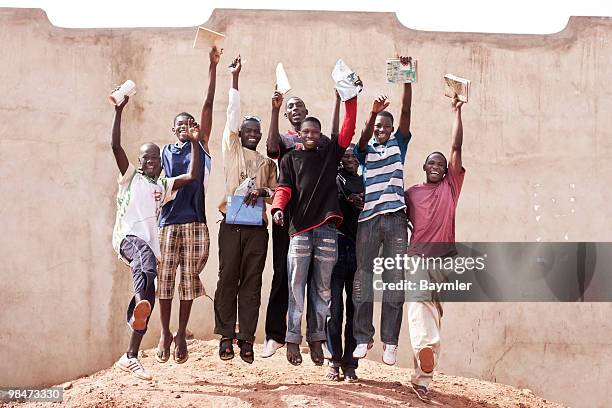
[
  {"x1": 386, "y1": 58, "x2": 418, "y2": 84},
  {"x1": 444, "y1": 74, "x2": 470, "y2": 103},
  {"x1": 332, "y1": 59, "x2": 363, "y2": 102}
]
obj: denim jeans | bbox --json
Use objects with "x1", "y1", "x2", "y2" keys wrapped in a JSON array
[
  {"x1": 353, "y1": 211, "x2": 407, "y2": 345},
  {"x1": 286, "y1": 222, "x2": 337, "y2": 344},
  {"x1": 326, "y1": 233, "x2": 358, "y2": 369}
]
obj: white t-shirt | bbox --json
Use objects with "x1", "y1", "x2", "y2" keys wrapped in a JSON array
[{"x1": 112, "y1": 164, "x2": 176, "y2": 260}]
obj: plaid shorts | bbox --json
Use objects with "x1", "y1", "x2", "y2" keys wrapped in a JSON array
[{"x1": 157, "y1": 222, "x2": 210, "y2": 300}]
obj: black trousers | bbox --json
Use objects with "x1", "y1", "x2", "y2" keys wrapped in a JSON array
[
  {"x1": 265, "y1": 218, "x2": 316, "y2": 343},
  {"x1": 214, "y1": 220, "x2": 268, "y2": 343}
]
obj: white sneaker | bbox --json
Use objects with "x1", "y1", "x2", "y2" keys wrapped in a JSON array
[
  {"x1": 352, "y1": 343, "x2": 373, "y2": 359},
  {"x1": 382, "y1": 344, "x2": 398, "y2": 365},
  {"x1": 261, "y1": 339, "x2": 284, "y2": 358},
  {"x1": 116, "y1": 354, "x2": 152, "y2": 381}
]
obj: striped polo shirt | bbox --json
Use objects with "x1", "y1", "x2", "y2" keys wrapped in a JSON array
[{"x1": 354, "y1": 130, "x2": 411, "y2": 222}]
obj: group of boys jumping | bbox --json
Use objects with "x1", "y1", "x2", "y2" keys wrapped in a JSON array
[{"x1": 110, "y1": 46, "x2": 465, "y2": 402}]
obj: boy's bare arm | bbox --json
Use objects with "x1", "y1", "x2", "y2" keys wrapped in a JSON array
[
  {"x1": 397, "y1": 56, "x2": 413, "y2": 138},
  {"x1": 172, "y1": 120, "x2": 201, "y2": 191},
  {"x1": 199, "y1": 46, "x2": 221, "y2": 152},
  {"x1": 330, "y1": 89, "x2": 341, "y2": 138},
  {"x1": 111, "y1": 96, "x2": 130, "y2": 176},
  {"x1": 449, "y1": 97, "x2": 464, "y2": 172},
  {"x1": 267, "y1": 89, "x2": 283, "y2": 158},
  {"x1": 358, "y1": 95, "x2": 389, "y2": 151}
]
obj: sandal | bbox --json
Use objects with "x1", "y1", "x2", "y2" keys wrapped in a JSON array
[
  {"x1": 237, "y1": 340, "x2": 254, "y2": 364},
  {"x1": 219, "y1": 338, "x2": 234, "y2": 361},
  {"x1": 173, "y1": 334, "x2": 189, "y2": 364},
  {"x1": 155, "y1": 336, "x2": 173, "y2": 363}
]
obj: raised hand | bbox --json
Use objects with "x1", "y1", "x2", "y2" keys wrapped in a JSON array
[
  {"x1": 186, "y1": 118, "x2": 201, "y2": 141},
  {"x1": 229, "y1": 54, "x2": 241, "y2": 75},
  {"x1": 398, "y1": 55, "x2": 413, "y2": 68},
  {"x1": 115, "y1": 95, "x2": 129, "y2": 112},
  {"x1": 451, "y1": 96, "x2": 464, "y2": 112},
  {"x1": 372, "y1": 95, "x2": 390, "y2": 113},
  {"x1": 210, "y1": 46, "x2": 222, "y2": 65},
  {"x1": 272, "y1": 90, "x2": 284, "y2": 110},
  {"x1": 273, "y1": 210, "x2": 284, "y2": 226},
  {"x1": 354, "y1": 75, "x2": 363, "y2": 88}
]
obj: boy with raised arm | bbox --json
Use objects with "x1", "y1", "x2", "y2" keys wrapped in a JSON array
[
  {"x1": 110, "y1": 96, "x2": 200, "y2": 380},
  {"x1": 404, "y1": 97, "x2": 466, "y2": 402},
  {"x1": 156, "y1": 46, "x2": 220, "y2": 365},
  {"x1": 271, "y1": 80, "x2": 360, "y2": 366},
  {"x1": 352, "y1": 56, "x2": 414, "y2": 366},
  {"x1": 262, "y1": 89, "x2": 336, "y2": 362},
  {"x1": 214, "y1": 55, "x2": 278, "y2": 364}
]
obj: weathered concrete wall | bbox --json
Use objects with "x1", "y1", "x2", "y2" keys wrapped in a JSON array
[{"x1": 1, "y1": 7, "x2": 611, "y2": 408}]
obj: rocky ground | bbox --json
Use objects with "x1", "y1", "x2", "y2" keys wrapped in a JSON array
[{"x1": 6, "y1": 339, "x2": 565, "y2": 408}]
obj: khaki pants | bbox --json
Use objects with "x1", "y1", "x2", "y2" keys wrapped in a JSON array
[{"x1": 408, "y1": 301, "x2": 442, "y2": 387}]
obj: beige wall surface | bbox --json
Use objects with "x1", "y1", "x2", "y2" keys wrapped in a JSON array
[{"x1": 1, "y1": 7, "x2": 611, "y2": 408}]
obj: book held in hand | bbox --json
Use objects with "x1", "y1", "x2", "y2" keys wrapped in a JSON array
[
  {"x1": 444, "y1": 74, "x2": 471, "y2": 103},
  {"x1": 193, "y1": 26, "x2": 225, "y2": 49},
  {"x1": 386, "y1": 58, "x2": 418, "y2": 83},
  {"x1": 225, "y1": 195, "x2": 264, "y2": 226}
]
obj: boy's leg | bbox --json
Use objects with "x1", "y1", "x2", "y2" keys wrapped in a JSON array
[
  {"x1": 380, "y1": 212, "x2": 407, "y2": 345},
  {"x1": 214, "y1": 220, "x2": 241, "y2": 339},
  {"x1": 308, "y1": 223, "x2": 338, "y2": 364},
  {"x1": 175, "y1": 222, "x2": 210, "y2": 362},
  {"x1": 327, "y1": 234, "x2": 348, "y2": 364},
  {"x1": 157, "y1": 225, "x2": 181, "y2": 361},
  {"x1": 236, "y1": 225, "x2": 268, "y2": 343},
  {"x1": 341, "y1": 237, "x2": 359, "y2": 370},
  {"x1": 264, "y1": 220, "x2": 290, "y2": 344},
  {"x1": 352, "y1": 216, "x2": 382, "y2": 346},
  {"x1": 286, "y1": 231, "x2": 313, "y2": 364},
  {"x1": 408, "y1": 301, "x2": 442, "y2": 388},
  {"x1": 118, "y1": 236, "x2": 157, "y2": 380}
]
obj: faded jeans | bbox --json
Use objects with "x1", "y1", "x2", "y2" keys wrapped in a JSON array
[
  {"x1": 286, "y1": 222, "x2": 338, "y2": 344},
  {"x1": 353, "y1": 211, "x2": 407, "y2": 345}
]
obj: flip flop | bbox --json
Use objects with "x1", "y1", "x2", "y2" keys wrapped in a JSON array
[
  {"x1": 155, "y1": 336, "x2": 173, "y2": 363},
  {"x1": 173, "y1": 334, "x2": 189, "y2": 364},
  {"x1": 219, "y1": 338, "x2": 234, "y2": 361},
  {"x1": 237, "y1": 340, "x2": 254, "y2": 364}
]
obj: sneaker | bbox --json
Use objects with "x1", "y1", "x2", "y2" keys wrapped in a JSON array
[
  {"x1": 418, "y1": 346, "x2": 435, "y2": 373},
  {"x1": 129, "y1": 300, "x2": 151, "y2": 331},
  {"x1": 382, "y1": 343, "x2": 398, "y2": 365},
  {"x1": 411, "y1": 382, "x2": 430, "y2": 402},
  {"x1": 352, "y1": 342, "x2": 373, "y2": 359},
  {"x1": 116, "y1": 354, "x2": 152, "y2": 381},
  {"x1": 261, "y1": 339, "x2": 284, "y2": 358}
]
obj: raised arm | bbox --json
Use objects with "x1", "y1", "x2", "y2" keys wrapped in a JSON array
[
  {"x1": 172, "y1": 120, "x2": 201, "y2": 191},
  {"x1": 222, "y1": 55, "x2": 242, "y2": 154},
  {"x1": 199, "y1": 46, "x2": 221, "y2": 152},
  {"x1": 267, "y1": 89, "x2": 283, "y2": 159},
  {"x1": 357, "y1": 95, "x2": 389, "y2": 151},
  {"x1": 330, "y1": 89, "x2": 341, "y2": 138},
  {"x1": 266, "y1": 86, "x2": 284, "y2": 159},
  {"x1": 111, "y1": 96, "x2": 130, "y2": 175},
  {"x1": 449, "y1": 97, "x2": 464, "y2": 172},
  {"x1": 398, "y1": 56, "x2": 413, "y2": 138}
]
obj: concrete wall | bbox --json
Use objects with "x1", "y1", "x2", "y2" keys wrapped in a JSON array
[{"x1": 1, "y1": 7, "x2": 611, "y2": 407}]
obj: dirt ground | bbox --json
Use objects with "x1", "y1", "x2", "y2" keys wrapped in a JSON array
[{"x1": 7, "y1": 339, "x2": 565, "y2": 408}]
